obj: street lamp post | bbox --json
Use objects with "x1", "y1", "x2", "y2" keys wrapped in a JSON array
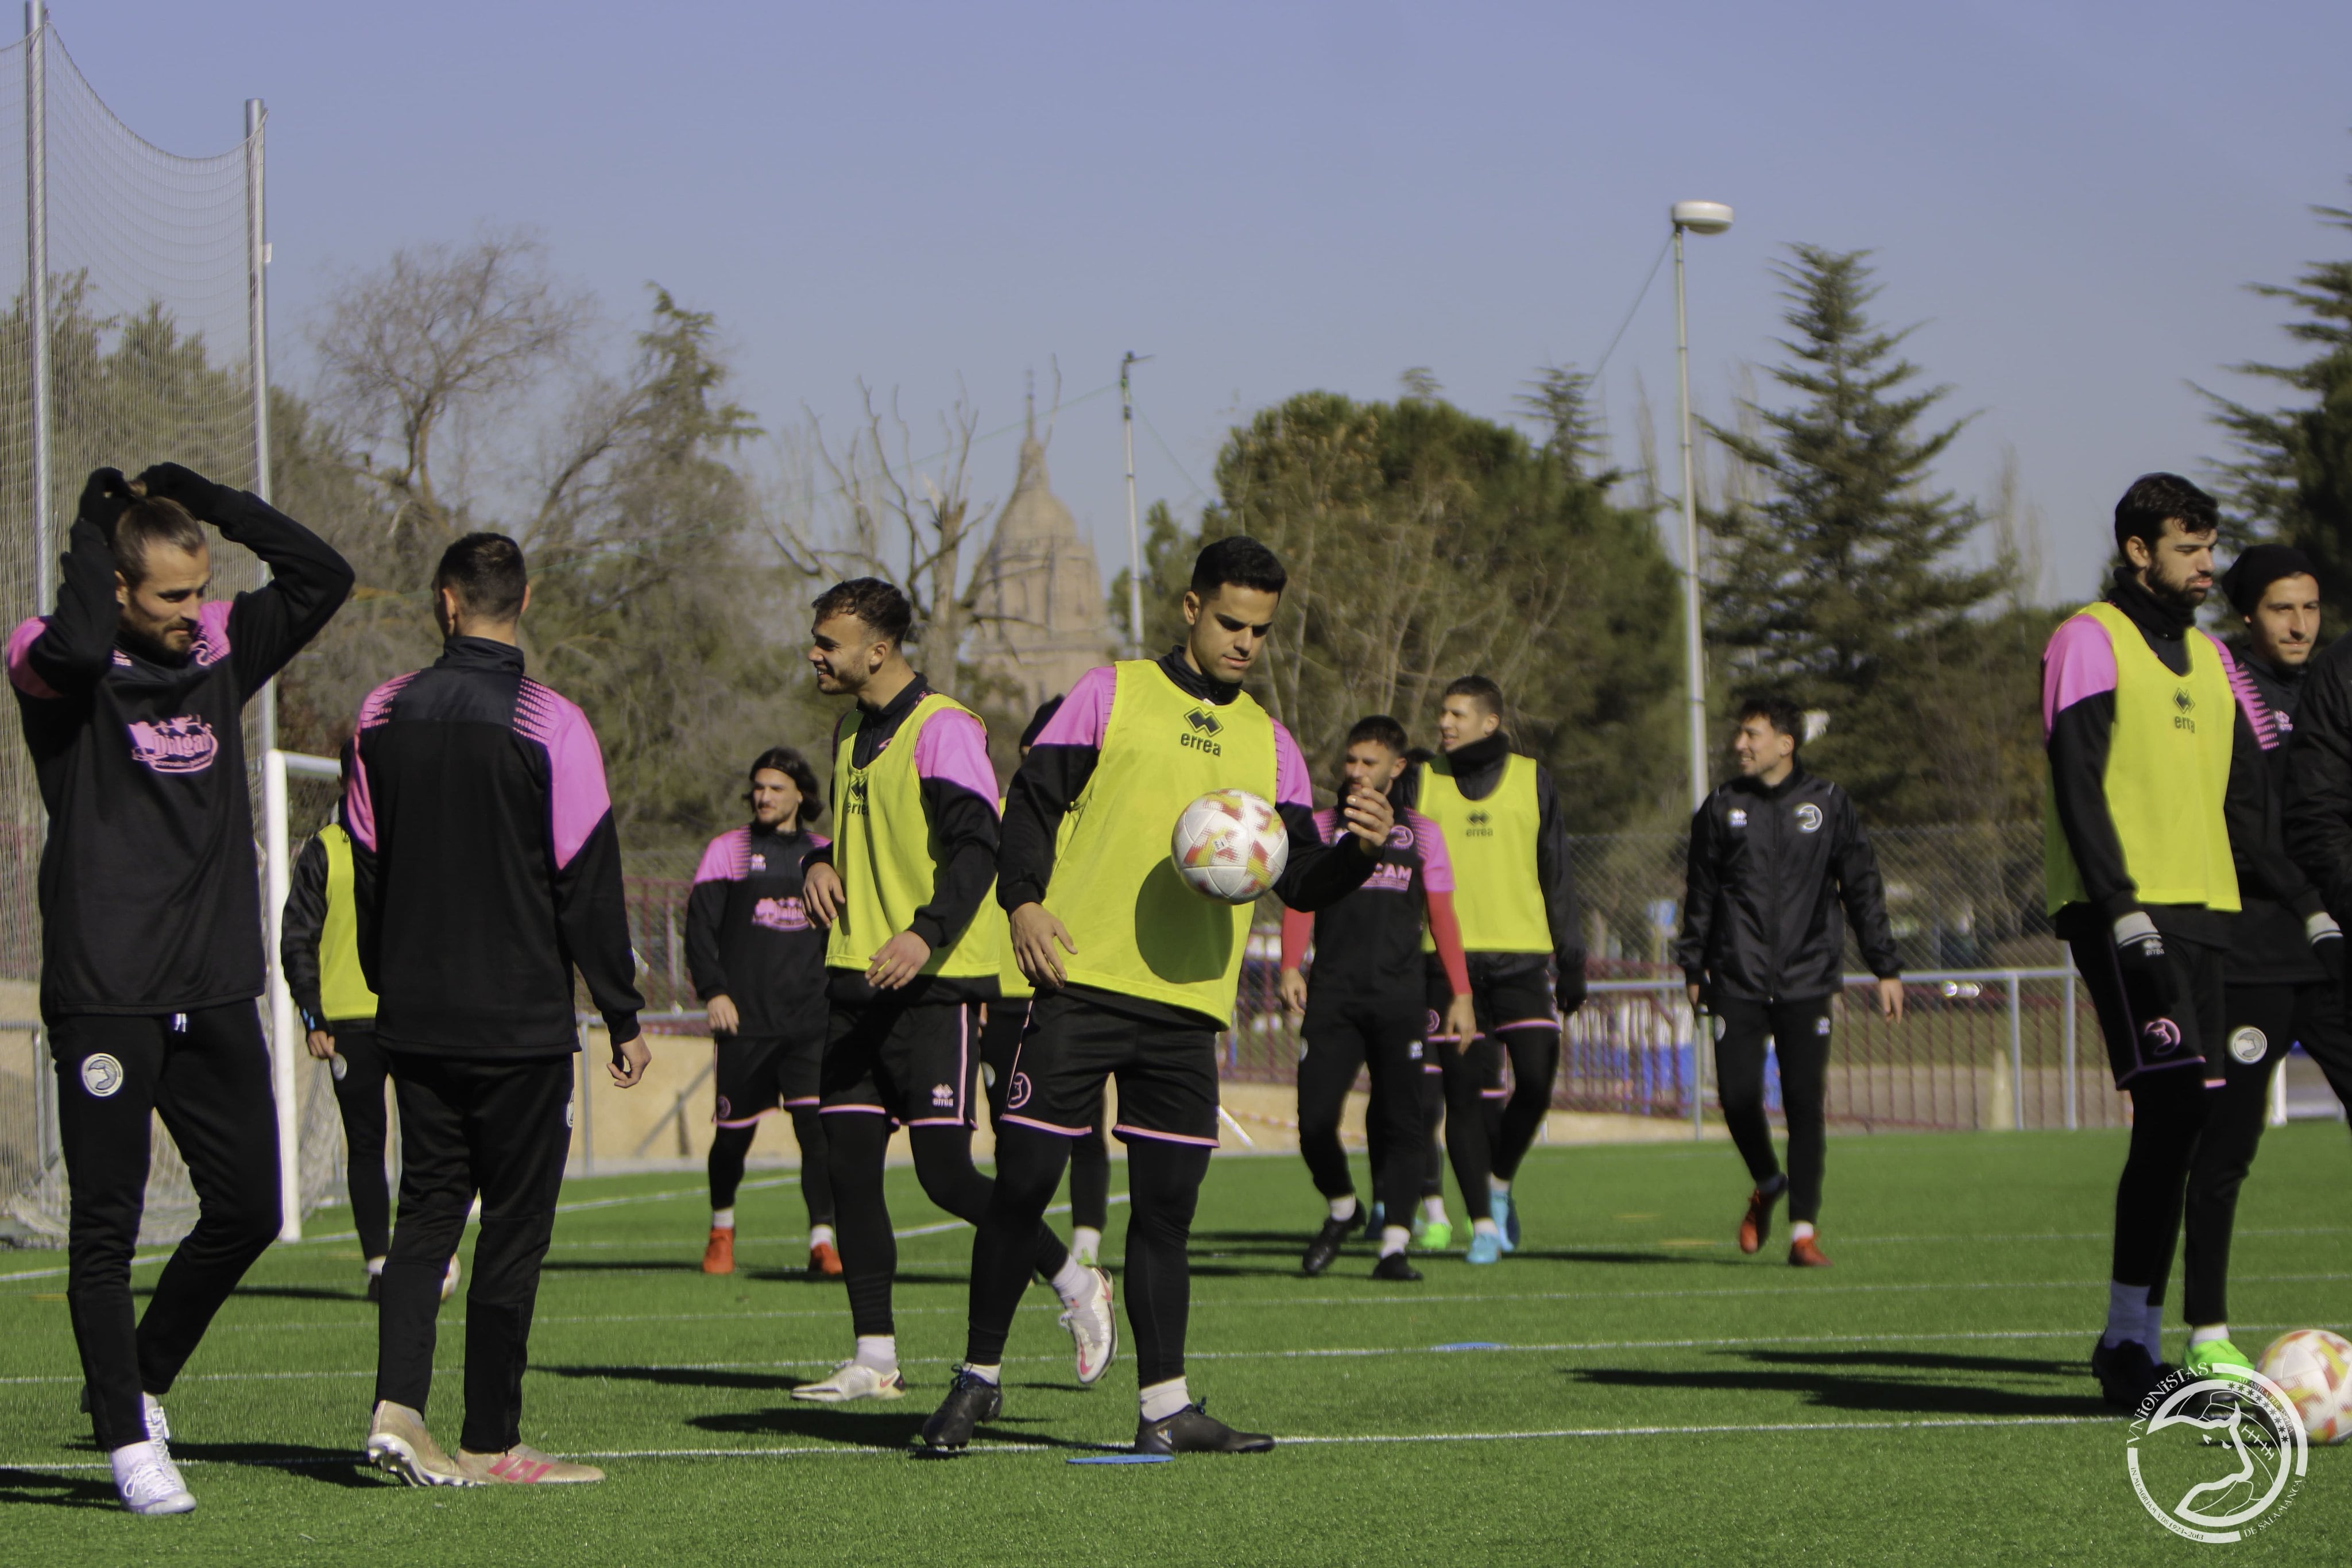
[{"x1": 1670, "y1": 200, "x2": 1733, "y2": 818}]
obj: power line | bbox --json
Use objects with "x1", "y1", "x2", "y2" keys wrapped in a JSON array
[{"x1": 1590, "y1": 233, "x2": 1674, "y2": 378}]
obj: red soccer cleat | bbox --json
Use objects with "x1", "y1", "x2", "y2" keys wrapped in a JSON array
[
  {"x1": 808, "y1": 1240, "x2": 843, "y2": 1278},
  {"x1": 1738, "y1": 1185, "x2": 1781, "y2": 1255},
  {"x1": 702, "y1": 1226, "x2": 736, "y2": 1275},
  {"x1": 1788, "y1": 1234, "x2": 1832, "y2": 1268}
]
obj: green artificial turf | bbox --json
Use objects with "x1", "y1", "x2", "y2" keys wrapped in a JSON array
[{"x1": 4, "y1": 1124, "x2": 2349, "y2": 1566}]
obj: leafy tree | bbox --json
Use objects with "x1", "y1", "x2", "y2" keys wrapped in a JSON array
[
  {"x1": 1703, "y1": 245, "x2": 2009, "y2": 821},
  {"x1": 2206, "y1": 183, "x2": 2352, "y2": 620}
]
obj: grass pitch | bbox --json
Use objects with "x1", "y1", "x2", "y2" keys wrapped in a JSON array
[{"x1": 5, "y1": 1123, "x2": 2349, "y2": 1566}]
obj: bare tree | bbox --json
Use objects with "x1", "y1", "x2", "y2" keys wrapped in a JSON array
[{"x1": 311, "y1": 230, "x2": 591, "y2": 547}]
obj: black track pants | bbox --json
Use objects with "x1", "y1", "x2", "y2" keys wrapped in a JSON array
[
  {"x1": 1297, "y1": 999, "x2": 1425, "y2": 1229},
  {"x1": 373, "y1": 1051, "x2": 572, "y2": 1455},
  {"x1": 327, "y1": 1026, "x2": 392, "y2": 1260},
  {"x1": 50, "y1": 1005, "x2": 281, "y2": 1453},
  {"x1": 1711, "y1": 996, "x2": 1833, "y2": 1225}
]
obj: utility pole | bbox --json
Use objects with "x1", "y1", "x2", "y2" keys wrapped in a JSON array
[{"x1": 1120, "y1": 352, "x2": 1151, "y2": 659}]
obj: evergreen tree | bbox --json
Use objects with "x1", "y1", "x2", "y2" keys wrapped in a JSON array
[
  {"x1": 2206, "y1": 184, "x2": 2352, "y2": 620},
  {"x1": 1703, "y1": 245, "x2": 2007, "y2": 819}
]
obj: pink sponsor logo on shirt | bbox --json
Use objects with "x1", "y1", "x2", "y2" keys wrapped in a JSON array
[
  {"x1": 752, "y1": 896, "x2": 810, "y2": 932},
  {"x1": 127, "y1": 715, "x2": 219, "y2": 775}
]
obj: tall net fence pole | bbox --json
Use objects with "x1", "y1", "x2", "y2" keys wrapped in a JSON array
[{"x1": 22, "y1": 6, "x2": 44, "y2": 606}]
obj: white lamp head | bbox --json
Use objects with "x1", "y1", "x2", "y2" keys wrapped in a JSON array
[{"x1": 1670, "y1": 200, "x2": 1734, "y2": 235}]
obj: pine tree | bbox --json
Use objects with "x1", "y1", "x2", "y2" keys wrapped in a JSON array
[
  {"x1": 1703, "y1": 245, "x2": 2006, "y2": 818},
  {"x1": 2206, "y1": 187, "x2": 2352, "y2": 619}
]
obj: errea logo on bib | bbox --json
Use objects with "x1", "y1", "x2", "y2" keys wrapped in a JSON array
[{"x1": 1180, "y1": 707, "x2": 1224, "y2": 756}]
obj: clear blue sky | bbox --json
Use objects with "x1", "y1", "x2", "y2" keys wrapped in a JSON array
[{"x1": 52, "y1": 0, "x2": 2352, "y2": 605}]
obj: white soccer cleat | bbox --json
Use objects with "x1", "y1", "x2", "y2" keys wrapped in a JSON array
[
  {"x1": 111, "y1": 1442, "x2": 195, "y2": 1515},
  {"x1": 440, "y1": 1255, "x2": 462, "y2": 1303},
  {"x1": 1059, "y1": 1265, "x2": 1118, "y2": 1386},
  {"x1": 790, "y1": 1360, "x2": 908, "y2": 1403},
  {"x1": 366, "y1": 1400, "x2": 476, "y2": 1487},
  {"x1": 457, "y1": 1444, "x2": 605, "y2": 1484}
]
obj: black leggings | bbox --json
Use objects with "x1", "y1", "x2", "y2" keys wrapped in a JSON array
[
  {"x1": 1490, "y1": 1025, "x2": 1561, "y2": 1182},
  {"x1": 1434, "y1": 1036, "x2": 1497, "y2": 1221},
  {"x1": 1298, "y1": 1002, "x2": 1424, "y2": 1227},
  {"x1": 966, "y1": 1125, "x2": 1208, "y2": 1385},
  {"x1": 327, "y1": 1025, "x2": 392, "y2": 1260},
  {"x1": 1363, "y1": 1070, "x2": 1444, "y2": 1206},
  {"x1": 1712, "y1": 996, "x2": 1832, "y2": 1224},
  {"x1": 707, "y1": 1107, "x2": 835, "y2": 1228},
  {"x1": 49, "y1": 1006, "x2": 281, "y2": 1453},
  {"x1": 823, "y1": 1113, "x2": 1070, "y2": 1339}
]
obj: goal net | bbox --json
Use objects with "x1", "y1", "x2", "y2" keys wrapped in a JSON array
[{"x1": 0, "y1": 18, "x2": 345, "y2": 1245}]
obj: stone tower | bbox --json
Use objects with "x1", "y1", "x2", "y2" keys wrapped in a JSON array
[{"x1": 970, "y1": 409, "x2": 1109, "y2": 718}]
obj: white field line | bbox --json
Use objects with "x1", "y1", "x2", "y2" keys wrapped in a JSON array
[
  {"x1": 0, "y1": 1414, "x2": 2121, "y2": 1474},
  {"x1": 2, "y1": 1322, "x2": 2318, "y2": 1388}
]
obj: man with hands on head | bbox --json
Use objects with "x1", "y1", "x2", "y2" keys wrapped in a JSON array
[
  {"x1": 789, "y1": 578, "x2": 1112, "y2": 1406},
  {"x1": 7, "y1": 463, "x2": 352, "y2": 1515}
]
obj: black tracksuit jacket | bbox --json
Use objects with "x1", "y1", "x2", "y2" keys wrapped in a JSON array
[
  {"x1": 6, "y1": 494, "x2": 351, "y2": 1019},
  {"x1": 2227, "y1": 648, "x2": 2326, "y2": 986},
  {"x1": 347, "y1": 637, "x2": 643, "y2": 1055},
  {"x1": 1674, "y1": 766, "x2": 1900, "y2": 1004}
]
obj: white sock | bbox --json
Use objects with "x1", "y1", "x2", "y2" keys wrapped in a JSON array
[
  {"x1": 1490, "y1": 1176, "x2": 1511, "y2": 1195},
  {"x1": 1139, "y1": 1376, "x2": 1190, "y2": 1422},
  {"x1": 2144, "y1": 1302, "x2": 2167, "y2": 1357},
  {"x1": 964, "y1": 1362, "x2": 1001, "y2": 1386},
  {"x1": 810, "y1": 1223, "x2": 836, "y2": 1248},
  {"x1": 365, "y1": 1256, "x2": 386, "y2": 1276},
  {"x1": 1791, "y1": 1221, "x2": 1816, "y2": 1243},
  {"x1": 1050, "y1": 1255, "x2": 1092, "y2": 1301},
  {"x1": 2188, "y1": 1323, "x2": 2230, "y2": 1349},
  {"x1": 1423, "y1": 1198, "x2": 1448, "y2": 1224},
  {"x1": 854, "y1": 1335, "x2": 898, "y2": 1372},
  {"x1": 1379, "y1": 1225, "x2": 1410, "y2": 1258},
  {"x1": 1328, "y1": 1195, "x2": 1358, "y2": 1223},
  {"x1": 2102, "y1": 1281, "x2": 2151, "y2": 1349},
  {"x1": 711, "y1": 1208, "x2": 735, "y2": 1231},
  {"x1": 1071, "y1": 1225, "x2": 1101, "y2": 1261},
  {"x1": 1472, "y1": 1218, "x2": 1499, "y2": 1237}
]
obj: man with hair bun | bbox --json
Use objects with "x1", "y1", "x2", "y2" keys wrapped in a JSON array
[
  {"x1": 686, "y1": 745, "x2": 837, "y2": 1279},
  {"x1": 7, "y1": 463, "x2": 351, "y2": 1515}
]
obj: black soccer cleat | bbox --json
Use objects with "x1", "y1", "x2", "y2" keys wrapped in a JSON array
[
  {"x1": 1301, "y1": 1214, "x2": 1356, "y2": 1276},
  {"x1": 1371, "y1": 1251, "x2": 1422, "y2": 1283},
  {"x1": 919, "y1": 1369, "x2": 1003, "y2": 1451},
  {"x1": 1135, "y1": 1401, "x2": 1274, "y2": 1455},
  {"x1": 2089, "y1": 1336, "x2": 2170, "y2": 1410}
]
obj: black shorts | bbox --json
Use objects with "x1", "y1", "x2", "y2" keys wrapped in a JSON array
[
  {"x1": 998, "y1": 988, "x2": 1220, "y2": 1148},
  {"x1": 713, "y1": 1032, "x2": 823, "y2": 1126},
  {"x1": 1426, "y1": 958, "x2": 1556, "y2": 1097},
  {"x1": 817, "y1": 997, "x2": 979, "y2": 1128},
  {"x1": 2067, "y1": 929, "x2": 2225, "y2": 1089},
  {"x1": 978, "y1": 999, "x2": 1031, "y2": 1121}
]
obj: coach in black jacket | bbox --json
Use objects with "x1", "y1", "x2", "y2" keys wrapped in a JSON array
[
  {"x1": 348, "y1": 533, "x2": 644, "y2": 1488},
  {"x1": 1675, "y1": 695, "x2": 1902, "y2": 1268}
]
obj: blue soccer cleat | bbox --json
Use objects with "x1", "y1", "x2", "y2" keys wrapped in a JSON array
[
  {"x1": 1491, "y1": 1187, "x2": 1519, "y2": 1253},
  {"x1": 1466, "y1": 1230, "x2": 1503, "y2": 1265}
]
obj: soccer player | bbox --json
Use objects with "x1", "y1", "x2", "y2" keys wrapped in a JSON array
[
  {"x1": 2044, "y1": 475, "x2": 2319, "y2": 1408},
  {"x1": 8, "y1": 464, "x2": 352, "y2": 1514},
  {"x1": 351, "y1": 533, "x2": 648, "y2": 1486},
  {"x1": 1675, "y1": 695, "x2": 1904, "y2": 1268},
  {"x1": 1280, "y1": 714, "x2": 1476, "y2": 1280},
  {"x1": 281, "y1": 742, "x2": 456, "y2": 1304},
  {"x1": 1412, "y1": 677, "x2": 1586, "y2": 1264},
  {"x1": 686, "y1": 746, "x2": 838, "y2": 1279},
  {"x1": 791, "y1": 579, "x2": 1113, "y2": 1404},
  {"x1": 922, "y1": 536, "x2": 1387, "y2": 1455},
  {"x1": 977, "y1": 696, "x2": 1112, "y2": 1269}
]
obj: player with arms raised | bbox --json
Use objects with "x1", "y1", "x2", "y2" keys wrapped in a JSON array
[{"x1": 922, "y1": 536, "x2": 1388, "y2": 1455}]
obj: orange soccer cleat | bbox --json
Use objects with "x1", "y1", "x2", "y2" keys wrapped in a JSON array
[
  {"x1": 808, "y1": 1240, "x2": 844, "y2": 1278},
  {"x1": 1788, "y1": 1234, "x2": 1832, "y2": 1268},
  {"x1": 1738, "y1": 1184, "x2": 1781, "y2": 1255},
  {"x1": 702, "y1": 1226, "x2": 736, "y2": 1275}
]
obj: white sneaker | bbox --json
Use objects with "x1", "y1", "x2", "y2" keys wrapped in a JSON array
[
  {"x1": 1059, "y1": 1265, "x2": 1118, "y2": 1386},
  {"x1": 111, "y1": 1441, "x2": 194, "y2": 1515},
  {"x1": 1070, "y1": 1226, "x2": 1102, "y2": 1268},
  {"x1": 790, "y1": 1360, "x2": 907, "y2": 1403},
  {"x1": 440, "y1": 1255, "x2": 462, "y2": 1303}
]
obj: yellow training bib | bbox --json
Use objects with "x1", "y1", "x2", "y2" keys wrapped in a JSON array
[
  {"x1": 1415, "y1": 753, "x2": 1550, "y2": 953},
  {"x1": 319, "y1": 823, "x2": 378, "y2": 1023}
]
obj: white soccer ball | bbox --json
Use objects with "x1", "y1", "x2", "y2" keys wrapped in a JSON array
[
  {"x1": 2257, "y1": 1329, "x2": 2352, "y2": 1445},
  {"x1": 1170, "y1": 789, "x2": 1288, "y2": 904}
]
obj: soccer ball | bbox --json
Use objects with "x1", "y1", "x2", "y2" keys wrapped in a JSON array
[
  {"x1": 1170, "y1": 789, "x2": 1288, "y2": 904},
  {"x1": 2257, "y1": 1329, "x2": 2352, "y2": 1445}
]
